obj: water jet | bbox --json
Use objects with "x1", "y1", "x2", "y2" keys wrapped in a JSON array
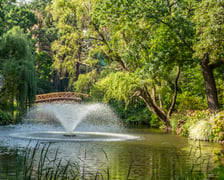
[{"x1": 11, "y1": 103, "x2": 139, "y2": 142}]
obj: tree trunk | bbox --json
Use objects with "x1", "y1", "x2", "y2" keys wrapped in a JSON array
[
  {"x1": 75, "y1": 44, "x2": 82, "y2": 81},
  {"x1": 53, "y1": 70, "x2": 60, "y2": 91},
  {"x1": 138, "y1": 67, "x2": 180, "y2": 129},
  {"x1": 168, "y1": 66, "x2": 180, "y2": 117},
  {"x1": 139, "y1": 87, "x2": 171, "y2": 129},
  {"x1": 200, "y1": 54, "x2": 219, "y2": 113},
  {"x1": 75, "y1": 62, "x2": 80, "y2": 81}
]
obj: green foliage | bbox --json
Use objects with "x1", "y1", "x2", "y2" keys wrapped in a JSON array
[
  {"x1": 5, "y1": 5, "x2": 37, "y2": 33},
  {"x1": 109, "y1": 99, "x2": 161, "y2": 127},
  {"x1": 29, "y1": 0, "x2": 57, "y2": 54},
  {"x1": 213, "y1": 165, "x2": 224, "y2": 180},
  {"x1": 193, "y1": 0, "x2": 224, "y2": 62},
  {"x1": 96, "y1": 71, "x2": 140, "y2": 105},
  {"x1": 50, "y1": 0, "x2": 94, "y2": 90},
  {"x1": 180, "y1": 65, "x2": 205, "y2": 96},
  {"x1": 73, "y1": 70, "x2": 98, "y2": 93},
  {"x1": 0, "y1": 27, "x2": 36, "y2": 119},
  {"x1": 0, "y1": 0, "x2": 4, "y2": 36},
  {"x1": 0, "y1": 109, "x2": 12, "y2": 125},
  {"x1": 35, "y1": 52, "x2": 53, "y2": 79},
  {"x1": 35, "y1": 52, "x2": 54, "y2": 93},
  {"x1": 215, "y1": 65, "x2": 224, "y2": 109},
  {"x1": 177, "y1": 92, "x2": 207, "y2": 112},
  {"x1": 191, "y1": 0, "x2": 224, "y2": 113},
  {"x1": 212, "y1": 112, "x2": 224, "y2": 141},
  {"x1": 150, "y1": 113, "x2": 162, "y2": 128},
  {"x1": 1, "y1": 0, "x2": 220, "y2": 128},
  {"x1": 90, "y1": 0, "x2": 197, "y2": 126},
  {"x1": 171, "y1": 110, "x2": 211, "y2": 137},
  {"x1": 26, "y1": 0, "x2": 59, "y2": 92},
  {"x1": 172, "y1": 111, "x2": 224, "y2": 142}
]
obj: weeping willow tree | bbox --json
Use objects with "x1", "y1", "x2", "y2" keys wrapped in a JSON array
[{"x1": 0, "y1": 27, "x2": 36, "y2": 121}]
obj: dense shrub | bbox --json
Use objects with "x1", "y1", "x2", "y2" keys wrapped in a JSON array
[
  {"x1": 0, "y1": 109, "x2": 12, "y2": 125},
  {"x1": 176, "y1": 92, "x2": 207, "y2": 112},
  {"x1": 171, "y1": 110, "x2": 210, "y2": 137},
  {"x1": 172, "y1": 111, "x2": 224, "y2": 142},
  {"x1": 212, "y1": 112, "x2": 224, "y2": 141},
  {"x1": 109, "y1": 99, "x2": 161, "y2": 127}
]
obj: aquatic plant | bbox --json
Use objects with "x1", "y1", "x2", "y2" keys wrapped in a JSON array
[
  {"x1": 2, "y1": 141, "x2": 224, "y2": 180},
  {"x1": 15, "y1": 142, "x2": 110, "y2": 180}
]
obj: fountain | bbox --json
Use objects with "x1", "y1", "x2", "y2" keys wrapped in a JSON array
[{"x1": 10, "y1": 103, "x2": 138, "y2": 142}]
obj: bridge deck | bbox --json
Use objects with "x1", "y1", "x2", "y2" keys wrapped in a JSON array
[{"x1": 35, "y1": 92, "x2": 88, "y2": 103}]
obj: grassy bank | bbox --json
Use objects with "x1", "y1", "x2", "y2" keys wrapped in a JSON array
[{"x1": 171, "y1": 110, "x2": 224, "y2": 143}]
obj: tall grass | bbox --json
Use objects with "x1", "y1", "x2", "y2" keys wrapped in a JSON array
[
  {"x1": 2, "y1": 141, "x2": 223, "y2": 180},
  {"x1": 11, "y1": 142, "x2": 109, "y2": 180}
]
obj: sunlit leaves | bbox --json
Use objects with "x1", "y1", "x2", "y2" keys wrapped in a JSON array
[
  {"x1": 73, "y1": 69, "x2": 98, "y2": 93},
  {"x1": 6, "y1": 6, "x2": 37, "y2": 32},
  {"x1": 96, "y1": 72, "x2": 140, "y2": 104},
  {"x1": 50, "y1": 0, "x2": 96, "y2": 89}
]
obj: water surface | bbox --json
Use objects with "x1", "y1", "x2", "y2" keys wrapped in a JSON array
[{"x1": 0, "y1": 124, "x2": 223, "y2": 179}]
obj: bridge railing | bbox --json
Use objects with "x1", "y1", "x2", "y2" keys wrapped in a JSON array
[{"x1": 35, "y1": 92, "x2": 89, "y2": 103}]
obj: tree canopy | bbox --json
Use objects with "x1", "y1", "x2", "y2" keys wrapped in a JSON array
[
  {"x1": 0, "y1": 0, "x2": 224, "y2": 128},
  {"x1": 0, "y1": 27, "x2": 36, "y2": 120}
]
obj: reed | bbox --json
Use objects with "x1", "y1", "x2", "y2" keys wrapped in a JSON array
[
  {"x1": 3, "y1": 141, "x2": 223, "y2": 180},
  {"x1": 14, "y1": 142, "x2": 110, "y2": 180}
]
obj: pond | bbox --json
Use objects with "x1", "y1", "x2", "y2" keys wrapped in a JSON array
[
  {"x1": 0, "y1": 104, "x2": 223, "y2": 179},
  {"x1": 0, "y1": 125, "x2": 224, "y2": 179}
]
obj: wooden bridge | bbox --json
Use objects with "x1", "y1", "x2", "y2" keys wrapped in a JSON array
[{"x1": 35, "y1": 92, "x2": 89, "y2": 103}]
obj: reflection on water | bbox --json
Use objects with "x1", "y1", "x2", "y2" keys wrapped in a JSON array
[{"x1": 0, "y1": 126, "x2": 224, "y2": 179}]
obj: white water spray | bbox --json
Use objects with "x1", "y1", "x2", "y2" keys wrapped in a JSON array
[
  {"x1": 25, "y1": 103, "x2": 123, "y2": 133},
  {"x1": 13, "y1": 103, "x2": 139, "y2": 142}
]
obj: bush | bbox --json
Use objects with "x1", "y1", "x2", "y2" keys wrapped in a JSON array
[
  {"x1": 0, "y1": 109, "x2": 12, "y2": 125},
  {"x1": 108, "y1": 99, "x2": 162, "y2": 127},
  {"x1": 176, "y1": 92, "x2": 207, "y2": 112},
  {"x1": 211, "y1": 111, "x2": 224, "y2": 141},
  {"x1": 189, "y1": 120, "x2": 212, "y2": 141},
  {"x1": 171, "y1": 111, "x2": 224, "y2": 142},
  {"x1": 171, "y1": 110, "x2": 211, "y2": 138}
]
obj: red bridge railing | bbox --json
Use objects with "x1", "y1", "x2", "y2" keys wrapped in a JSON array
[{"x1": 35, "y1": 92, "x2": 89, "y2": 103}]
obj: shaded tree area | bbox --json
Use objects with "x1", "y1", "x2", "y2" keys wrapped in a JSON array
[
  {"x1": 27, "y1": 0, "x2": 57, "y2": 93},
  {"x1": 193, "y1": 0, "x2": 224, "y2": 113},
  {"x1": 0, "y1": 0, "x2": 37, "y2": 122},
  {"x1": 0, "y1": 27, "x2": 36, "y2": 122}
]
